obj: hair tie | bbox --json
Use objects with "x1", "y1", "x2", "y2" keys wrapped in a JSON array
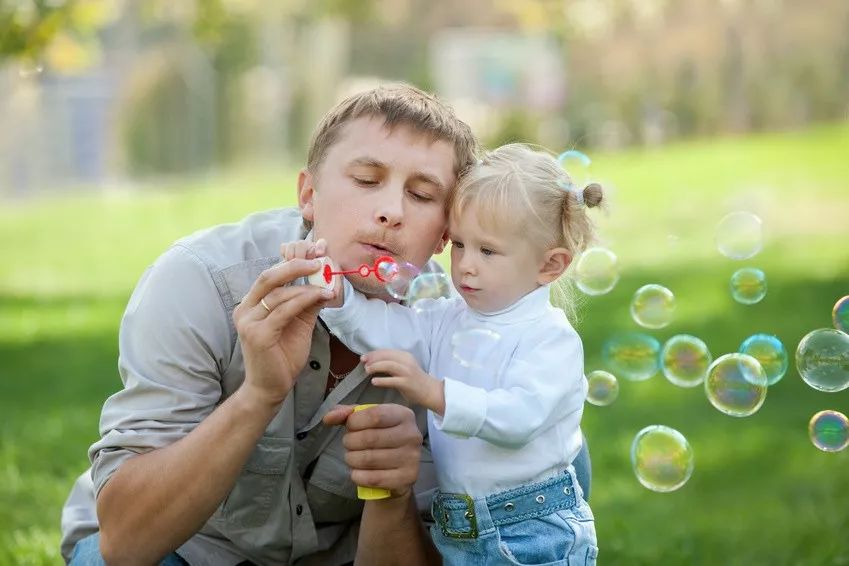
[{"x1": 558, "y1": 178, "x2": 585, "y2": 207}]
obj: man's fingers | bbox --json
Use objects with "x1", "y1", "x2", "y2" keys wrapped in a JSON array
[
  {"x1": 322, "y1": 404, "x2": 355, "y2": 426},
  {"x1": 350, "y1": 468, "x2": 417, "y2": 493},
  {"x1": 238, "y1": 284, "x2": 329, "y2": 324},
  {"x1": 345, "y1": 447, "x2": 416, "y2": 471},
  {"x1": 243, "y1": 258, "x2": 323, "y2": 308},
  {"x1": 264, "y1": 286, "x2": 333, "y2": 327},
  {"x1": 344, "y1": 403, "x2": 413, "y2": 433}
]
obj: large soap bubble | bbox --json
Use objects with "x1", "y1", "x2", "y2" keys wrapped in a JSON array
[
  {"x1": 631, "y1": 284, "x2": 676, "y2": 329},
  {"x1": 630, "y1": 425, "x2": 694, "y2": 493},
  {"x1": 602, "y1": 333, "x2": 660, "y2": 381},
  {"x1": 704, "y1": 353, "x2": 768, "y2": 417},
  {"x1": 715, "y1": 212, "x2": 763, "y2": 260},
  {"x1": 661, "y1": 335, "x2": 712, "y2": 388},
  {"x1": 795, "y1": 328, "x2": 849, "y2": 393},
  {"x1": 574, "y1": 247, "x2": 619, "y2": 296}
]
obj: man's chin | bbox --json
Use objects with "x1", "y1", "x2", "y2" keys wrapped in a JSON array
[{"x1": 347, "y1": 274, "x2": 399, "y2": 303}]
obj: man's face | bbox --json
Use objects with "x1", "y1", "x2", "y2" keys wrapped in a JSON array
[{"x1": 299, "y1": 116, "x2": 457, "y2": 299}]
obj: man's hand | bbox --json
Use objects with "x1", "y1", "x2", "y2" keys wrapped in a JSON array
[
  {"x1": 281, "y1": 238, "x2": 343, "y2": 307},
  {"x1": 233, "y1": 258, "x2": 334, "y2": 408},
  {"x1": 323, "y1": 404, "x2": 423, "y2": 498},
  {"x1": 362, "y1": 350, "x2": 446, "y2": 415}
]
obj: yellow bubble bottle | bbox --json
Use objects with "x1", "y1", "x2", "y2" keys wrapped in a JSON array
[{"x1": 352, "y1": 404, "x2": 392, "y2": 500}]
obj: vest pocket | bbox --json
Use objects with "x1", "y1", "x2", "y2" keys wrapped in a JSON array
[{"x1": 222, "y1": 436, "x2": 292, "y2": 528}]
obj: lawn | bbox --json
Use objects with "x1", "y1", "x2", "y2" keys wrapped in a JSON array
[{"x1": 1, "y1": 124, "x2": 848, "y2": 564}]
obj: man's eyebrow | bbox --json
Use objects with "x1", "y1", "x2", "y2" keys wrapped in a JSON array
[
  {"x1": 411, "y1": 172, "x2": 447, "y2": 192},
  {"x1": 349, "y1": 157, "x2": 447, "y2": 192},
  {"x1": 349, "y1": 156, "x2": 386, "y2": 168}
]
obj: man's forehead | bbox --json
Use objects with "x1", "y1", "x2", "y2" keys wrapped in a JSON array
[{"x1": 331, "y1": 117, "x2": 456, "y2": 176}]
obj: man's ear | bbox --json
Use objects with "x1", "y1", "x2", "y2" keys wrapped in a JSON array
[
  {"x1": 297, "y1": 169, "x2": 316, "y2": 222},
  {"x1": 537, "y1": 247, "x2": 572, "y2": 285},
  {"x1": 433, "y1": 229, "x2": 450, "y2": 255}
]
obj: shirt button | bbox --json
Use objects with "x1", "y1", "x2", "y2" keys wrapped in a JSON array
[
  {"x1": 296, "y1": 431, "x2": 308, "y2": 440},
  {"x1": 309, "y1": 360, "x2": 321, "y2": 371},
  {"x1": 296, "y1": 504, "x2": 304, "y2": 516}
]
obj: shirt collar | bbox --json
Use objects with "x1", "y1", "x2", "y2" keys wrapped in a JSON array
[{"x1": 467, "y1": 285, "x2": 552, "y2": 325}]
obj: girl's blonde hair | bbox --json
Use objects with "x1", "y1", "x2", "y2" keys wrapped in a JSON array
[{"x1": 448, "y1": 143, "x2": 605, "y2": 321}]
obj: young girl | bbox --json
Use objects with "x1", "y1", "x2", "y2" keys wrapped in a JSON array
[{"x1": 295, "y1": 144, "x2": 603, "y2": 565}]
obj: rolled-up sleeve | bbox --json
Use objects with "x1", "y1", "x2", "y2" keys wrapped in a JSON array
[{"x1": 90, "y1": 245, "x2": 232, "y2": 498}]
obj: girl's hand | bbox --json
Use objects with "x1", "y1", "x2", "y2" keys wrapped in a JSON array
[
  {"x1": 362, "y1": 350, "x2": 445, "y2": 415},
  {"x1": 281, "y1": 238, "x2": 327, "y2": 262}
]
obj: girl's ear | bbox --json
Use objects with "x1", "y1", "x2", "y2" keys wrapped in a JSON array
[{"x1": 537, "y1": 248, "x2": 571, "y2": 285}]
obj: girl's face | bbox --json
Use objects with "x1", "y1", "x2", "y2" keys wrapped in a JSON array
[{"x1": 448, "y1": 205, "x2": 547, "y2": 313}]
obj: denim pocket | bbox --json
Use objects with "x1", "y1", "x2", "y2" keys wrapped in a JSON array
[
  {"x1": 222, "y1": 436, "x2": 292, "y2": 528},
  {"x1": 495, "y1": 511, "x2": 572, "y2": 566}
]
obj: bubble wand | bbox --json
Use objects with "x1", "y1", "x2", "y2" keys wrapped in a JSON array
[{"x1": 312, "y1": 255, "x2": 397, "y2": 286}]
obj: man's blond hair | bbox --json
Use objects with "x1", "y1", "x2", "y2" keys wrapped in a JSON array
[{"x1": 306, "y1": 84, "x2": 479, "y2": 176}]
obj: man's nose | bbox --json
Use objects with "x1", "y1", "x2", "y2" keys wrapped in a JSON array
[{"x1": 374, "y1": 186, "x2": 404, "y2": 227}]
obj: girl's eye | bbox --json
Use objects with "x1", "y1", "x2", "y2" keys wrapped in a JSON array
[
  {"x1": 481, "y1": 248, "x2": 495, "y2": 256},
  {"x1": 410, "y1": 192, "x2": 432, "y2": 202},
  {"x1": 452, "y1": 241, "x2": 464, "y2": 249},
  {"x1": 354, "y1": 177, "x2": 378, "y2": 186}
]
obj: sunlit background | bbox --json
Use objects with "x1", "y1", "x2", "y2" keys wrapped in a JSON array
[{"x1": 1, "y1": 0, "x2": 848, "y2": 563}]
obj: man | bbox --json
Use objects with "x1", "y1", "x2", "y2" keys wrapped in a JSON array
[{"x1": 61, "y1": 84, "x2": 590, "y2": 565}]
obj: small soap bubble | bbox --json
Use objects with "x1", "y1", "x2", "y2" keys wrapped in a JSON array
[
  {"x1": 730, "y1": 267, "x2": 767, "y2": 305},
  {"x1": 630, "y1": 425, "x2": 694, "y2": 493},
  {"x1": 808, "y1": 410, "x2": 849, "y2": 452},
  {"x1": 586, "y1": 370, "x2": 619, "y2": 406},
  {"x1": 574, "y1": 247, "x2": 619, "y2": 296},
  {"x1": 832, "y1": 296, "x2": 849, "y2": 333},
  {"x1": 795, "y1": 328, "x2": 849, "y2": 393},
  {"x1": 631, "y1": 284, "x2": 676, "y2": 329},
  {"x1": 715, "y1": 212, "x2": 763, "y2": 260},
  {"x1": 556, "y1": 150, "x2": 592, "y2": 188},
  {"x1": 704, "y1": 353, "x2": 768, "y2": 417},
  {"x1": 661, "y1": 335, "x2": 712, "y2": 388},
  {"x1": 384, "y1": 262, "x2": 420, "y2": 300},
  {"x1": 377, "y1": 259, "x2": 398, "y2": 281},
  {"x1": 602, "y1": 333, "x2": 660, "y2": 381},
  {"x1": 408, "y1": 273, "x2": 453, "y2": 312},
  {"x1": 451, "y1": 328, "x2": 502, "y2": 369},
  {"x1": 739, "y1": 334, "x2": 787, "y2": 386}
]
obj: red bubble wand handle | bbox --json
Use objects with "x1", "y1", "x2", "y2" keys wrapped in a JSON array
[{"x1": 321, "y1": 255, "x2": 396, "y2": 285}]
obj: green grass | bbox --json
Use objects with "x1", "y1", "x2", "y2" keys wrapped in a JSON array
[{"x1": 2, "y1": 124, "x2": 849, "y2": 564}]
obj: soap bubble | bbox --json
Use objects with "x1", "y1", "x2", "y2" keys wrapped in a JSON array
[
  {"x1": 631, "y1": 284, "x2": 676, "y2": 329},
  {"x1": 661, "y1": 335, "x2": 712, "y2": 388},
  {"x1": 383, "y1": 262, "x2": 420, "y2": 300},
  {"x1": 833, "y1": 296, "x2": 849, "y2": 332},
  {"x1": 586, "y1": 370, "x2": 619, "y2": 406},
  {"x1": 408, "y1": 273, "x2": 453, "y2": 312},
  {"x1": 704, "y1": 354, "x2": 768, "y2": 417},
  {"x1": 739, "y1": 334, "x2": 788, "y2": 386},
  {"x1": 795, "y1": 328, "x2": 849, "y2": 393},
  {"x1": 730, "y1": 267, "x2": 767, "y2": 304},
  {"x1": 557, "y1": 150, "x2": 592, "y2": 188},
  {"x1": 451, "y1": 328, "x2": 502, "y2": 369},
  {"x1": 715, "y1": 212, "x2": 763, "y2": 260},
  {"x1": 630, "y1": 425, "x2": 694, "y2": 493},
  {"x1": 602, "y1": 333, "x2": 660, "y2": 381},
  {"x1": 574, "y1": 247, "x2": 619, "y2": 296},
  {"x1": 808, "y1": 410, "x2": 849, "y2": 452},
  {"x1": 377, "y1": 258, "x2": 398, "y2": 281}
]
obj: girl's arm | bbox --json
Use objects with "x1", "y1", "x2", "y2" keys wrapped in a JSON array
[
  {"x1": 432, "y1": 327, "x2": 586, "y2": 449},
  {"x1": 321, "y1": 278, "x2": 455, "y2": 364}
]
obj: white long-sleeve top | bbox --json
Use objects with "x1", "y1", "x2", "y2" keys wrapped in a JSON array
[{"x1": 320, "y1": 281, "x2": 587, "y2": 497}]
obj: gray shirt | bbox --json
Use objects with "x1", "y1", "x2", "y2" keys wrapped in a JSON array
[{"x1": 60, "y1": 208, "x2": 435, "y2": 565}]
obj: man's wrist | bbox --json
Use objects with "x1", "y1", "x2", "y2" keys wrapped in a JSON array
[{"x1": 233, "y1": 382, "x2": 286, "y2": 416}]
